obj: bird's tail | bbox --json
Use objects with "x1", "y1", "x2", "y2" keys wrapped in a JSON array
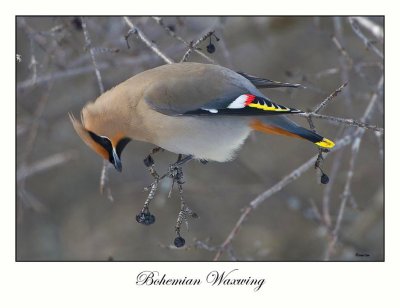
[{"x1": 250, "y1": 116, "x2": 335, "y2": 149}]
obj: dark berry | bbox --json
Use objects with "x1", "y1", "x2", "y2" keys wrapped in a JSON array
[
  {"x1": 207, "y1": 43, "x2": 216, "y2": 54},
  {"x1": 144, "y1": 214, "x2": 156, "y2": 225},
  {"x1": 174, "y1": 236, "x2": 185, "y2": 247},
  {"x1": 71, "y1": 17, "x2": 83, "y2": 31},
  {"x1": 136, "y1": 213, "x2": 146, "y2": 224},
  {"x1": 321, "y1": 174, "x2": 330, "y2": 184}
]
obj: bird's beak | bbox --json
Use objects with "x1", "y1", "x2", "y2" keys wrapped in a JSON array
[{"x1": 112, "y1": 148, "x2": 122, "y2": 172}]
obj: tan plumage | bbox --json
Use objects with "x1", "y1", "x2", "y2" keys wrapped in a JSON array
[{"x1": 70, "y1": 62, "x2": 334, "y2": 171}]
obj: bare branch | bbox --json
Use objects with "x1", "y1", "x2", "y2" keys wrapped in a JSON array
[
  {"x1": 17, "y1": 151, "x2": 77, "y2": 182},
  {"x1": 332, "y1": 17, "x2": 353, "y2": 107},
  {"x1": 17, "y1": 53, "x2": 177, "y2": 91},
  {"x1": 81, "y1": 17, "x2": 104, "y2": 94},
  {"x1": 333, "y1": 137, "x2": 361, "y2": 236},
  {"x1": 152, "y1": 17, "x2": 215, "y2": 63},
  {"x1": 28, "y1": 37, "x2": 38, "y2": 86},
  {"x1": 81, "y1": 17, "x2": 117, "y2": 201},
  {"x1": 324, "y1": 75, "x2": 383, "y2": 260},
  {"x1": 18, "y1": 187, "x2": 46, "y2": 212},
  {"x1": 152, "y1": 17, "x2": 186, "y2": 44},
  {"x1": 375, "y1": 131, "x2": 384, "y2": 160},
  {"x1": 331, "y1": 35, "x2": 353, "y2": 66},
  {"x1": 100, "y1": 160, "x2": 114, "y2": 202},
  {"x1": 322, "y1": 133, "x2": 346, "y2": 228},
  {"x1": 123, "y1": 17, "x2": 173, "y2": 64},
  {"x1": 181, "y1": 31, "x2": 215, "y2": 62},
  {"x1": 309, "y1": 198, "x2": 323, "y2": 224},
  {"x1": 313, "y1": 82, "x2": 348, "y2": 114},
  {"x1": 350, "y1": 17, "x2": 383, "y2": 40},
  {"x1": 315, "y1": 67, "x2": 339, "y2": 79},
  {"x1": 348, "y1": 17, "x2": 383, "y2": 59},
  {"x1": 213, "y1": 134, "x2": 353, "y2": 261},
  {"x1": 295, "y1": 112, "x2": 383, "y2": 132},
  {"x1": 22, "y1": 82, "x2": 54, "y2": 162}
]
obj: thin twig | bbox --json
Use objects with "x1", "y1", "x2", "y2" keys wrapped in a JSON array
[
  {"x1": 213, "y1": 135, "x2": 353, "y2": 261},
  {"x1": 309, "y1": 198, "x2": 323, "y2": 224},
  {"x1": 18, "y1": 186, "x2": 46, "y2": 212},
  {"x1": 81, "y1": 17, "x2": 104, "y2": 94},
  {"x1": 17, "y1": 151, "x2": 77, "y2": 182},
  {"x1": 348, "y1": 17, "x2": 383, "y2": 59},
  {"x1": 28, "y1": 36, "x2": 38, "y2": 86},
  {"x1": 334, "y1": 136, "x2": 361, "y2": 236},
  {"x1": 313, "y1": 82, "x2": 348, "y2": 114},
  {"x1": 100, "y1": 160, "x2": 114, "y2": 202},
  {"x1": 152, "y1": 17, "x2": 215, "y2": 63},
  {"x1": 152, "y1": 17, "x2": 187, "y2": 44},
  {"x1": 375, "y1": 131, "x2": 384, "y2": 160},
  {"x1": 321, "y1": 129, "x2": 346, "y2": 227},
  {"x1": 325, "y1": 75, "x2": 383, "y2": 260},
  {"x1": 123, "y1": 16, "x2": 173, "y2": 64},
  {"x1": 296, "y1": 112, "x2": 383, "y2": 132},
  {"x1": 315, "y1": 67, "x2": 339, "y2": 79},
  {"x1": 81, "y1": 17, "x2": 116, "y2": 201},
  {"x1": 214, "y1": 17, "x2": 234, "y2": 68},
  {"x1": 215, "y1": 76, "x2": 381, "y2": 260},
  {"x1": 22, "y1": 81, "x2": 54, "y2": 162},
  {"x1": 181, "y1": 31, "x2": 215, "y2": 63},
  {"x1": 17, "y1": 52, "x2": 180, "y2": 90},
  {"x1": 350, "y1": 17, "x2": 383, "y2": 40},
  {"x1": 332, "y1": 17, "x2": 353, "y2": 107},
  {"x1": 306, "y1": 115, "x2": 316, "y2": 132},
  {"x1": 331, "y1": 35, "x2": 353, "y2": 66}
]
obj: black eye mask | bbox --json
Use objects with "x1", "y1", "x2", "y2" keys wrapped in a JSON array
[
  {"x1": 116, "y1": 138, "x2": 131, "y2": 158},
  {"x1": 88, "y1": 131, "x2": 131, "y2": 163},
  {"x1": 88, "y1": 131, "x2": 113, "y2": 158}
]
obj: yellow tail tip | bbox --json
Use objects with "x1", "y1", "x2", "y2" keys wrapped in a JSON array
[{"x1": 315, "y1": 138, "x2": 335, "y2": 149}]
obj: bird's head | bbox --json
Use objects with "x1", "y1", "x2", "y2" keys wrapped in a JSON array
[{"x1": 69, "y1": 107, "x2": 131, "y2": 172}]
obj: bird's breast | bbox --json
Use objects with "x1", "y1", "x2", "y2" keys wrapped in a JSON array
[{"x1": 147, "y1": 115, "x2": 251, "y2": 162}]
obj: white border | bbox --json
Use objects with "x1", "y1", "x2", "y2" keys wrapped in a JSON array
[{"x1": 3, "y1": 1, "x2": 399, "y2": 307}]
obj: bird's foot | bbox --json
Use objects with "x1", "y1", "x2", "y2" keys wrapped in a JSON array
[
  {"x1": 140, "y1": 153, "x2": 197, "y2": 247},
  {"x1": 167, "y1": 159, "x2": 185, "y2": 198},
  {"x1": 173, "y1": 181, "x2": 198, "y2": 248},
  {"x1": 143, "y1": 147, "x2": 164, "y2": 168},
  {"x1": 138, "y1": 179, "x2": 158, "y2": 225},
  {"x1": 139, "y1": 148, "x2": 163, "y2": 224}
]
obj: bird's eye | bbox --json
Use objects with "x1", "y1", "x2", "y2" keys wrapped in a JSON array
[{"x1": 88, "y1": 131, "x2": 112, "y2": 153}]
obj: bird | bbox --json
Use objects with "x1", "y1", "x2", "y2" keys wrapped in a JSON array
[{"x1": 69, "y1": 62, "x2": 335, "y2": 173}]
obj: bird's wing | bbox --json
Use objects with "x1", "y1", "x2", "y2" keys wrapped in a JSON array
[
  {"x1": 237, "y1": 72, "x2": 303, "y2": 89},
  {"x1": 181, "y1": 93, "x2": 303, "y2": 116},
  {"x1": 144, "y1": 67, "x2": 303, "y2": 116}
]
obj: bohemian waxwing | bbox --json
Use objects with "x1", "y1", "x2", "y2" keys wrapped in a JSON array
[{"x1": 70, "y1": 62, "x2": 335, "y2": 172}]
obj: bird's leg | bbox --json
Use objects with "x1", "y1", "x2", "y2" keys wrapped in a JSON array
[
  {"x1": 167, "y1": 154, "x2": 194, "y2": 196},
  {"x1": 139, "y1": 152, "x2": 198, "y2": 245},
  {"x1": 168, "y1": 154, "x2": 183, "y2": 198},
  {"x1": 136, "y1": 147, "x2": 164, "y2": 226},
  {"x1": 167, "y1": 154, "x2": 198, "y2": 248},
  {"x1": 143, "y1": 147, "x2": 164, "y2": 179},
  {"x1": 136, "y1": 181, "x2": 157, "y2": 225},
  {"x1": 174, "y1": 182, "x2": 198, "y2": 248}
]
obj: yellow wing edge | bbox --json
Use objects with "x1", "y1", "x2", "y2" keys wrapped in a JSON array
[{"x1": 315, "y1": 138, "x2": 335, "y2": 149}]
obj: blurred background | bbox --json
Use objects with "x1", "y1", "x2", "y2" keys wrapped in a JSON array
[{"x1": 16, "y1": 16, "x2": 383, "y2": 261}]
